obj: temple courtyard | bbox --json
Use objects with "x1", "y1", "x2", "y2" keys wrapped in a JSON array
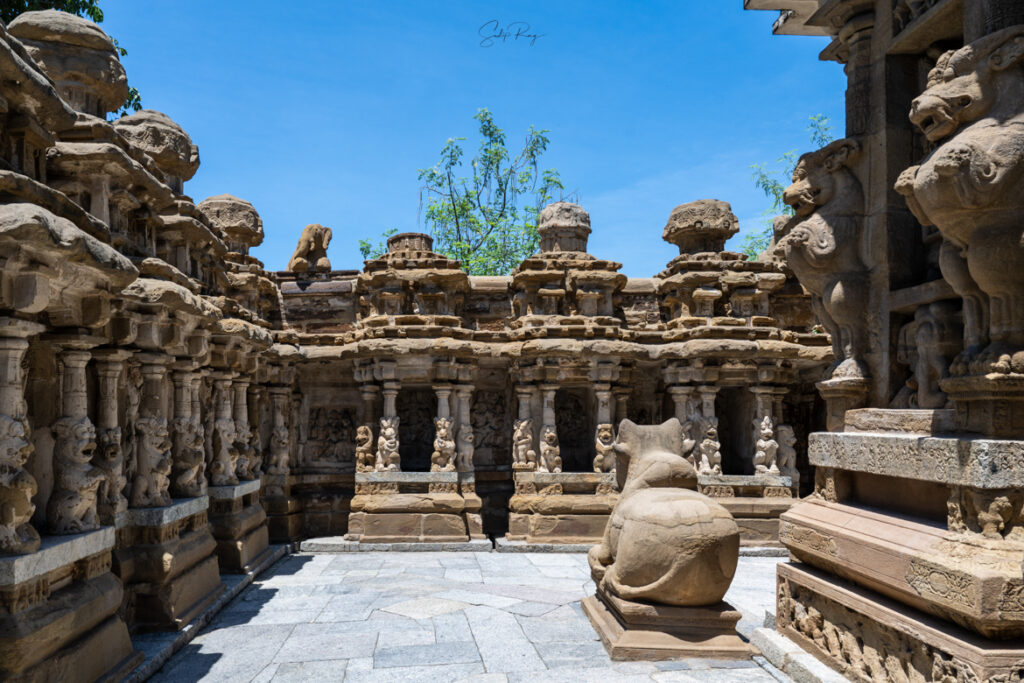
[{"x1": 148, "y1": 551, "x2": 797, "y2": 682}]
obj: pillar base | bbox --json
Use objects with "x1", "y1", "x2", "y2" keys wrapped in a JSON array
[
  {"x1": 506, "y1": 471, "x2": 617, "y2": 544},
  {"x1": 208, "y1": 479, "x2": 270, "y2": 573},
  {"x1": 582, "y1": 587, "x2": 755, "y2": 661},
  {"x1": 344, "y1": 471, "x2": 477, "y2": 543},
  {"x1": 698, "y1": 474, "x2": 796, "y2": 547},
  {"x1": 0, "y1": 528, "x2": 142, "y2": 680},
  {"x1": 263, "y1": 474, "x2": 304, "y2": 543}
]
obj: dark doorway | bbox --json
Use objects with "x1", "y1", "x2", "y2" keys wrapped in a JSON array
[
  {"x1": 715, "y1": 388, "x2": 756, "y2": 475},
  {"x1": 397, "y1": 388, "x2": 434, "y2": 472},
  {"x1": 555, "y1": 388, "x2": 593, "y2": 472}
]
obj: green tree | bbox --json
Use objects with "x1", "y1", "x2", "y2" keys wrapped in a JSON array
[
  {"x1": 742, "y1": 115, "x2": 834, "y2": 258},
  {"x1": 0, "y1": 0, "x2": 141, "y2": 117},
  {"x1": 361, "y1": 109, "x2": 564, "y2": 274}
]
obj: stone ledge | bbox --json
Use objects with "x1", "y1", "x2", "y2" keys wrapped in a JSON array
[
  {"x1": 121, "y1": 497, "x2": 208, "y2": 528},
  {"x1": 495, "y1": 537, "x2": 595, "y2": 553},
  {"x1": 700, "y1": 474, "x2": 793, "y2": 488},
  {"x1": 0, "y1": 527, "x2": 114, "y2": 586},
  {"x1": 355, "y1": 471, "x2": 458, "y2": 484},
  {"x1": 208, "y1": 479, "x2": 262, "y2": 499},
  {"x1": 298, "y1": 537, "x2": 493, "y2": 552},
  {"x1": 513, "y1": 471, "x2": 616, "y2": 485},
  {"x1": 750, "y1": 628, "x2": 847, "y2": 683},
  {"x1": 809, "y1": 431, "x2": 1024, "y2": 488}
]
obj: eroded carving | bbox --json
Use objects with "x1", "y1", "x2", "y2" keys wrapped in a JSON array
[
  {"x1": 288, "y1": 223, "x2": 332, "y2": 273},
  {"x1": 0, "y1": 415, "x2": 40, "y2": 554},
  {"x1": 538, "y1": 424, "x2": 562, "y2": 473},
  {"x1": 593, "y1": 423, "x2": 615, "y2": 473},
  {"x1": 430, "y1": 417, "x2": 456, "y2": 472},
  {"x1": 49, "y1": 416, "x2": 104, "y2": 532},
  {"x1": 512, "y1": 418, "x2": 537, "y2": 470},
  {"x1": 130, "y1": 416, "x2": 172, "y2": 508},
  {"x1": 376, "y1": 416, "x2": 400, "y2": 471}
]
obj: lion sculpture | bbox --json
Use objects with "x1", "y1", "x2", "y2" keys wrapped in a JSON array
[
  {"x1": 778, "y1": 137, "x2": 871, "y2": 380},
  {"x1": 354, "y1": 425, "x2": 374, "y2": 473},
  {"x1": 376, "y1": 417, "x2": 400, "y2": 471},
  {"x1": 171, "y1": 417, "x2": 206, "y2": 498},
  {"x1": 538, "y1": 425, "x2": 562, "y2": 473},
  {"x1": 48, "y1": 416, "x2": 105, "y2": 532},
  {"x1": 511, "y1": 418, "x2": 537, "y2": 470},
  {"x1": 0, "y1": 415, "x2": 40, "y2": 553},
  {"x1": 456, "y1": 423, "x2": 474, "y2": 471},
  {"x1": 95, "y1": 426, "x2": 127, "y2": 519},
  {"x1": 752, "y1": 416, "x2": 779, "y2": 475},
  {"x1": 209, "y1": 418, "x2": 239, "y2": 486},
  {"x1": 267, "y1": 425, "x2": 291, "y2": 474},
  {"x1": 430, "y1": 417, "x2": 456, "y2": 471},
  {"x1": 131, "y1": 416, "x2": 172, "y2": 508},
  {"x1": 288, "y1": 223, "x2": 333, "y2": 273},
  {"x1": 896, "y1": 27, "x2": 1024, "y2": 374},
  {"x1": 776, "y1": 425, "x2": 798, "y2": 481},
  {"x1": 593, "y1": 423, "x2": 615, "y2": 473},
  {"x1": 588, "y1": 418, "x2": 739, "y2": 606},
  {"x1": 698, "y1": 425, "x2": 722, "y2": 476}
]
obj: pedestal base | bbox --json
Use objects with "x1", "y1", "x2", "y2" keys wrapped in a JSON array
[
  {"x1": 0, "y1": 529, "x2": 142, "y2": 680},
  {"x1": 778, "y1": 561, "x2": 1024, "y2": 681},
  {"x1": 582, "y1": 588, "x2": 756, "y2": 661},
  {"x1": 507, "y1": 471, "x2": 617, "y2": 544},
  {"x1": 699, "y1": 474, "x2": 796, "y2": 547},
  {"x1": 208, "y1": 479, "x2": 270, "y2": 573},
  {"x1": 114, "y1": 497, "x2": 225, "y2": 632},
  {"x1": 263, "y1": 473, "x2": 304, "y2": 543}
]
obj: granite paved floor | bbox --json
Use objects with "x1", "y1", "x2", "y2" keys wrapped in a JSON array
[{"x1": 153, "y1": 552, "x2": 789, "y2": 682}]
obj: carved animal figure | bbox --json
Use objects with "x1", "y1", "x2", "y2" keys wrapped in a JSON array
[
  {"x1": 456, "y1": 424, "x2": 474, "y2": 471},
  {"x1": 431, "y1": 417, "x2": 456, "y2": 471},
  {"x1": 753, "y1": 416, "x2": 779, "y2": 475},
  {"x1": 376, "y1": 417, "x2": 400, "y2": 471},
  {"x1": 778, "y1": 138, "x2": 870, "y2": 380},
  {"x1": 49, "y1": 416, "x2": 105, "y2": 532},
  {"x1": 209, "y1": 418, "x2": 239, "y2": 486},
  {"x1": 511, "y1": 418, "x2": 537, "y2": 469},
  {"x1": 246, "y1": 429, "x2": 263, "y2": 477},
  {"x1": 131, "y1": 417, "x2": 172, "y2": 508},
  {"x1": 267, "y1": 425, "x2": 291, "y2": 474},
  {"x1": 776, "y1": 425, "x2": 798, "y2": 481},
  {"x1": 354, "y1": 424, "x2": 374, "y2": 473},
  {"x1": 0, "y1": 415, "x2": 40, "y2": 554},
  {"x1": 538, "y1": 425, "x2": 562, "y2": 473},
  {"x1": 588, "y1": 418, "x2": 739, "y2": 606},
  {"x1": 96, "y1": 426, "x2": 127, "y2": 518},
  {"x1": 698, "y1": 426, "x2": 722, "y2": 475},
  {"x1": 593, "y1": 423, "x2": 615, "y2": 473},
  {"x1": 171, "y1": 418, "x2": 206, "y2": 498},
  {"x1": 896, "y1": 27, "x2": 1024, "y2": 374},
  {"x1": 233, "y1": 425, "x2": 253, "y2": 480},
  {"x1": 288, "y1": 223, "x2": 333, "y2": 273}
]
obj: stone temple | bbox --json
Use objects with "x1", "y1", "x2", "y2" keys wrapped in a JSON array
[{"x1": 0, "y1": 2, "x2": 1022, "y2": 681}]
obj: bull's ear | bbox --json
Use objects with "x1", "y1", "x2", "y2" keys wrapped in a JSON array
[{"x1": 990, "y1": 33, "x2": 1024, "y2": 71}]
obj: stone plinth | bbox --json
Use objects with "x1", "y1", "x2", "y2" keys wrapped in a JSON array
[
  {"x1": 345, "y1": 471, "x2": 480, "y2": 544},
  {"x1": 698, "y1": 474, "x2": 796, "y2": 547},
  {"x1": 582, "y1": 587, "x2": 755, "y2": 661},
  {"x1": 113, "y1": 497, "x2": 224, "y2": 632},
  {"x1": 207, "y1": 478, "x2": 271, "y2": 573},
  {"x1": 0, "y1": 528, "x2": 142, "y2": 680},
  {"x1": 507, "y1": 471, "x2": 618, "y2": 545},
  {"x1": 262, "y1": 473, "x2": 303, "y2": 542}
]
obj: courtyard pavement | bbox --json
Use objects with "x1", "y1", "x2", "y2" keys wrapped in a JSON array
[{"x1": 152, "y1": 551, "x2": 789, "y2": 682}]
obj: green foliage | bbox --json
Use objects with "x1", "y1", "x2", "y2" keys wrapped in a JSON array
[
  {"x1": 358, "y1": 228, "x2": 397, "y2": 261},
  {"x1": 407, "y1": 108, "x2": 563, "y2": 275},
  {"x1": 0, "y1": 1, "x2": 141, "y2": 117},
  {"x1": 741, "y1": 115, "x2": 835, "y2": 258}
]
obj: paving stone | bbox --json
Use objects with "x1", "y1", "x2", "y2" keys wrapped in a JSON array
[
  {"x1": 376, "y1": 628, "x2": 436, "y2": 647},
  {"x1": 533, "y1": 639, "x2": 611, "y2": 668},
  {"x1": 444, "y1": 568, "x2": 484, "y2": 582},
  {"x1": 465, "y1": 605, "x2": 546, "y2": 673},
  {"x1": 273, "y1": 627, "x2": 377, "y2": 662},
  {"x1": 152, "y1": 624, "x2": 293, "y2": 682},
  {"x1": 382, "y1": 597, "x2": 471, "y2": 619},
  {"x1": 433, "y1": 610, "x2": 474, "y2": 643},
  {"x1": 346, "y1": 662, "x2": 487, "y2": 683},
  {"x1": 373, "y1": 640, "x2": 480, "y2": 668},
  {"x1": 433, "y1": 588, "x2": 522, "y2": 608},
  {"x1": 504, "y1": 601, "x2": 560, "y2": 616},
  {"x1": 516, "y1": 611, "x2": 598, "y2": 644},
  {"x1": 270, "y1": 659, "x2": 347, "y2": 682}
]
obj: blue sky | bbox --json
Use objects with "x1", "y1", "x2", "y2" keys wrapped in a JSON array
[{"x1": 98, "y1": 1, "x2": 845, "y2": 276}]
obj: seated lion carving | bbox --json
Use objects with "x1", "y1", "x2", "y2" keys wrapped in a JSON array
[
  {"x1": 288, "y1": 223, "x2": 333, "y2": 273},
  {"x1": 589, "y1": 418, "x2": 739, "y2": 606}
]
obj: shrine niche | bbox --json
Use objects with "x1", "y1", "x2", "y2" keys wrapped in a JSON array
[
  {"x1": 305, "y1": 406, "x2": 356, "y2": 469},
  {"x1": 397, "y1": 388, "x2": 434, "y2": 472},
  {"x1": 554, "y1": 389, "x2": 593, "y2": 472},
  {"x1": 470, "y1": 390, "x2": 510, "y2": 469},
  {"x1": 715, "y1": 388, "x2": 756, "y2": 476}
]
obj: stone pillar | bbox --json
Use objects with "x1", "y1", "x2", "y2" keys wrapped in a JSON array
[
  {"x1": 266, "y1": 387, "x2": 291, "y2": 475},
  {"x1": 130, "y1": 354, "x2": 173, "y2": 508},
  {"x1": 594, "y1": 384, "x2": 612, "y2": 425},
  {"x1": 839, "y1": 9, "x2": 874, "y2": 139},
  {"x1": 515, "y1": 385, "x2": 534, "y2": 421},
  {"x1": 360, "y1": 385, "x2": 379, "y2": 429},
  {"x1": 0, "y1": 318, "x2": 44, "y2": 554},
  {"x1": 455, "y1": 384, "x2": 474, "y2": 473},
  {"x1": 209, "y1": 374, "x2": 238, "y2": 486},
  {"x1": 247, "y1": 383, "x2": 264, "y2": 476},
  {"x1": 667, "y1": 386, "x2": 693, "y2": 423},
  {"x1": 93, "y1": 350, "x2": 130, "y2": 524},
  {"x1": 49, "y1": 345, "x2": 104, "y2": 534},
  {"x1": 613, "y1": 388, "x2": 630, "y2": 424},
  {"x1": 697, "y1": 386, "x2": 718, "y2": 425},
  {"x1": 232, "y1": 380, "x2": 252, "y2": 480},
  {"x1": 170, "y1": 366, "x2": 205, "y2": 498},
  {"x1": 540, "y1": 384, "x2": 557, "y2": 427},
  {"x1": 382, "y1": 382, "x2": 399, "y2": 419},
  {"x1": 433, "y1": 384, "x2": 452, "y2": 420}
]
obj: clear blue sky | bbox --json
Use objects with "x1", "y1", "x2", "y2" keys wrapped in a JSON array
[{"x1": 98, "y1": 1, "x2": 845, "y2": 276}]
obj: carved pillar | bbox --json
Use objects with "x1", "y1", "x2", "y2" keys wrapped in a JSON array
[
  {"x1": 130, "y1": 354, "x2": 173, "y2": 508},
  {"x1": 667, "y1": 386, "x2": 693, "y2": 423},
  {"x1": 267, "y1": 387, "x2": 291, "y2": 475},
  {"x1": 540, "y1": 384, "x2": 557, "y2": 427},
  {"x1": 433, "y1": 384, "x2": 452, "y2": 420},
  {"x1": 209, "y1": 374, "x2": 238, "y2": 486},
  {"x1": 0, "y1": 318, "x2": 44, "y2": 554},
  {"x1": 837, "y1": 8, "x2": 874, "y2": 139},
  {"x1": 360, "y1": 385, "x2": 379, "y2": 429},
  {"x1": 49, "y1": 344, "x2": 103, "y2": 533},
  {"x1": 170, "y1": 366, "x2": 205, "y2": 498},
  {"x1": 515, "y1": 385, "x2": 534, "y2": 421},
  {"x1": 594, "y1": 384, "x2": 612, "y2": 426},
  {"x1": 382, "y1": 382, "x2": 399, "y2": 419},
  {"x1": 454, "y1": 385, "x2": 473, "y2": 431},
  {"x1": 697, "y1": 386, "x2": 718, "y2": 425},
  {"x1": 454, "y1": 384, "x2": 474, "y2": 472},
  {"x1": 613, "y1": 387, "x2": 630, "y2": 424},
  {"x1": 93, "y1": 351, "x2": 131, "y2": 522},
  {"x1": 247, "y1": 383, "x2": 264, "y2": 476}
]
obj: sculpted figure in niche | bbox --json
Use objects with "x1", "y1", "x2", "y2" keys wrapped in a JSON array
[
  {"x1": 209, "y1": 418, "x2": 239, "y2": 486},
  {"x1": 267, "y1": 425, "x2": 290, "y2": 475},
  {"x1": 376, "y1": 416, "x2": 400, "y2": 471},
  {"x1": 753, "y1": 416, "x2": 779, "y2": 475},
  {"x1": 778, "y1": 138, "x2": 870, "y2": 380},
  {"x1": 288, "y1": 223, "x2": 333, "y2": 273},
  {"x1": 96, "y1": 426, "x2": 127, "y2": 519},
  {"x1": 512, "y1": 418, "x2": 537, "y2": 470},
  {"x1": 589, "y1": 418, "x2": 739, "y2": 605},
  {"x1": 896, "y1": 27, "x2": 1024, "y2": 374},
  {"x1": 171, "y1": 418, "x2": 206, "y2": 498},
  {"x1": 698, "y1": 425, "x2": 722, "y2": 475},
  {"x1": 431, "y1": 417, "x2": 456, "y2": 471},
  {"x1": 233, "y1": 426, "x2": 253, "y2": 480},
  {"x1": 538, "y1": 424, "x2": 562, "y2": 473},
  {"x1": 131, "y1": 417, "x2": 172, "y2": 508},
  {"x1": 354, "y1": 425, "x2": 375, "y2": 473},
  {"x1": 49, "y1": 416, "x2": 104, "y2": 532},
  {"x1": 0, "y1": 415, "x2": 40, "y2": 554},
  {"x1": 776, "y1": 425, "x2": 798, "y2": 481},
  {"x1": 593, "y1": 423, "x2": 615, "y2": 473},
  {"x1": 456, "y1": 424, "x2": 474, "y2": 471}
]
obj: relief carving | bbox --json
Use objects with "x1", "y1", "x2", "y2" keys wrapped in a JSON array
[
  {"x1": 456, "y1": 423, "x2": 474, "y2": 471},
  {"x1": 0, "y1": 415, "x2": 40, "y2": 554},
  {"x1": 130, "y1": 416, "x2": 172, "y2": 508},
  {"x1": 430, "y1": 416, "x2": 456, "y2": 471},
  {"x1": 376, "y1": 416, "x2": 400, "y2": 471},
  {"x1": 354, "y1": 424, "x2": 374, "y2": 473},
  {"x1": 48, "y1": 417, "x2": 105, "y2": 532},
  {"x1": 538, "y1": 424, "x2": 562, "y2": 473},
  {"x1": 171, "y1": 418, "x2": 206, "y2": 497},
  {"x1": 512, "y1": 418, "x2": 537, "y2": 470},
  {"x1": 266, "y1": 425, "x2": 290, "y2": 475},
  {"x1": 592, "y1": 423, "x2": 615, "y2": 473},
  {"x1": 95, "y1": 426, "x2": 127, "y2": 520},
  {"x1": 209, "y1": 418, "x2": 239, "y2": 486},
  {"x1": 753, "y1": 415, "x2": 779, "y2": 475}
]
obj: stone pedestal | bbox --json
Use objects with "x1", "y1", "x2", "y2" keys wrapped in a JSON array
[
  {"x1": 0, "y1": 528, "x2": 142, "y2": 680},
  {"x1": 113, "y1": 496, "x2": 224, "y2": 632},
  {"x1": 698, "y1": 474, "x2": 795, "y2": 547},
  {"x1": 345, "y1": 471, "x2": 477, "y2": 543},
  {"x1": 582, "y1": 587, "x2": 755, "y2": 661},
  {"x1": 262, "y1": 473, "x2": 303, "y2": 543},
  {"x1": 208, "y1": 478, "x2": 271, "y2": 573},
  {"x1": 507, "y1": 471, "x2": 618, "y2": 544}
]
